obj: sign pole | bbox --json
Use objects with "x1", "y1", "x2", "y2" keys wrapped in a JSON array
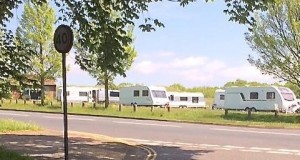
[
  {"x1": 54, "y1": 24, "x2": 73, "y2": 160},
  {"x1": 62, "y1": 52, "x2": 68, "y2": 160}
]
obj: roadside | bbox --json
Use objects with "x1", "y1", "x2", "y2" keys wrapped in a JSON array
[{"x1": 0, "y1": 130, "x2": 153, "y2": 160}]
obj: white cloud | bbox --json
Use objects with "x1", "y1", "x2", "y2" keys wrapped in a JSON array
[{"x1": 128, "y1": 54, "x2": 276, "y2": 86}]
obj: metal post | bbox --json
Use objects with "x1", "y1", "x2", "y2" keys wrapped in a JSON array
[{"x1": 62, "y1": 53, "x2": 68, "y2": 160}]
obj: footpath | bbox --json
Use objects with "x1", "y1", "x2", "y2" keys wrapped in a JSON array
[{"x1": 0, "y1": 130, "x2": 152, "y2": 160}]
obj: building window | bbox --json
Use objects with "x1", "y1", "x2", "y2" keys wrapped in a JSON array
[
  {"x1": 79, "y1": 92, "x2": 88, "y2": 97},
  {"x1": 266, "y1": 92, "x2": 275, "y2": 99},
  {"x1": 220, "y1": 95, "x2": 225, "y2": 100},
  {"x1": 142, "y1": 90, "x2": 149, "y2": 96},
  {"x1": 134, "y1": 90, "x2": 139, "y2": 97},
  {"x1": 250, "y1": 92, "x2": 258, "y2": 99},
  {"x1": 110, "y1": 91, "x2": 119, "y2": 97},
  {"x1": 180, "y1": 97, "x2": 188, "y2": 101},
  {"x1": 192, "y1": 97, "x2": 199, "y2": 103}
]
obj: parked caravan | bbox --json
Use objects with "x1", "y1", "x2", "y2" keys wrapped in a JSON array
[
  {"x1": 212, "y1": 89, "x2": 225, "y2": 109},
  {"x1": 119, "y1": 85, "x2": 169, "y2": 107},
  {"x1": 97, "y1": 89, "x2": 120, "y2": 103},
  {"x1": 223, "y1": 86, "x2": 299, "y2": 112},
  {"x1": 57, "y1": 86, "x2": 101, "y2": 103},
  {"x1": 167, "y1": 92, "x2": 206, "y2": 108}
]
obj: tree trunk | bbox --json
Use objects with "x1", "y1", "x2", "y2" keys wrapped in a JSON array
[
  {"x1": 39, "y1": 43, "x2": 45, "y2": 106},
  {"x1": 40, "y1": 75, "x2": 45, "y2": 106},
  {"x1": 104, "y1": 70, "x2": 109, "y2": 108}
]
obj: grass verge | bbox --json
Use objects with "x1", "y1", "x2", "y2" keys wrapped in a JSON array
[
  {"x1": 0, "y1": 119, "x2": 41, "y2": 133},
  {"x1": 0, "y1": 119, "x2": 41, "y2": 160},
  {"x1": 0, "y1": 146, "x2": 32, "y2": 160},
  {"x1": 1, "y1": 100, "x2": 300, "y2": 129}
]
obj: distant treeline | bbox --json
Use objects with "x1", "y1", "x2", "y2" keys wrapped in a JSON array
[{"x1": 111, "y1": 79, "x2": 300, "y2": 98}]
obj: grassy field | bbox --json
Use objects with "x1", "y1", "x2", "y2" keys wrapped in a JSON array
[
  {"x1": 0, "y1": 119, "x2": 41, "y2": 160},
  {"x1": 1, "y1": 99, "x2": 300, "y2": 129}
]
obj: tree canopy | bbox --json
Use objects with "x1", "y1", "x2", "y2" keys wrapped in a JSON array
[
  {"x1": 16, "y1": 0, "x2": 61, "y2": 104},
  {"x1": 245, "y1": 0, "x2": 300, "y2": 88}
]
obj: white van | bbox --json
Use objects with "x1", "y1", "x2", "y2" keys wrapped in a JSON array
[
  {"x1": 119, "y1": 85, "x2": 169, "y2": 107},
  {"x1": 212, "y1": 89, "x2": 225, "y2": 109},
  {"x1": 167, "y1": 92, "x2": 206, "y2": 108},
  {"x1": 223, "y1": 86, "x2": 299, "y2": 112}
]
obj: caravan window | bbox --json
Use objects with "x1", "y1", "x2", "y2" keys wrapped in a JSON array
[
  {"x1": 250, "y1": 92, "x2": 258, "y2": 99},
  {"x1": 134, "y1": 90, "x2": 139, "y2": 97},
  {"x1": 151, "y1": 90, "x2": 167, "y2": 98},
  {"x1": 180, "y1": 97, "x2": 188, "y2": 101},
  {"x1": 266, "y1": 92, "x2": 275, "y2": 99},
  {"x1": 192, "y1": 97, "x2": 199, "y2": 103},
  {"x1": 142, "y1": 90, "x2": 149, "y2": 96},
  {"x1": 79, "y1": 92, "x2": 88, "y2": 97},
  {"x1": 220, "y1": 95, "x2": 225, "y2": 100},
  {"x1": 169, "y1": 95, "x2": 174, "y2": 101},
  {"x1": 110, "y1": 91, "x2": 119, "y2": 97},
  {"x1": 281, "y1": 93, "x2": 294, "y2": 101}
]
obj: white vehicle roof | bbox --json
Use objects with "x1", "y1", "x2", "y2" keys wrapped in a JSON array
[{"x1": 167, "y1": 92, "x2": 204, "y2": 97}]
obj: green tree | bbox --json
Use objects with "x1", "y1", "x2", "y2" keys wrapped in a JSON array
[
  {"x1": 166, "y1": 83, "x2": 186, "y2": 92},
  {"x1": 0, "y1": 28, "x2": 35, "y2": 99},
  {"x1": 245, "y1": 0, "x2": 300, "y2": 89},
  {"x1": 224, "y1": 79, "x2": 268, "y2": 87},
  {"x1": 16, "y1": 1, "x2": 61, "y2": 105},
  {"x1": 1, "y1": 0, "x2": 275, "y2": 28},
  {"x1": 75, "y1": 20, "x2": 137, "y2": 108},
  {"x1": 284, "y1": 82, "x2": 300, "y2": 98}
]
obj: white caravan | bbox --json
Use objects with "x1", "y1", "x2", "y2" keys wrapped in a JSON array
[
  {"x1": 97, "y1": 89, "x2": 120, "y2": 103},
  {"x1": 212, "y1": 89, "x2": 225, "y2": 109},
  {"x1": 119, "y1": 85, "x2": 169, "y2": 107},
  {"x1": 57, "y1": 86, "x2": 102, "y2": 103},
  {"x1": 167, "y1": 92, "x2": 206, "y2": 108},
  {"x1": 223, "y1": 86, "x2": 299, "y2": 112}
]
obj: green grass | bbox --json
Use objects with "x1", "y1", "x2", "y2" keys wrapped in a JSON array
[
  {"x1": 1, "y1": 99, "x2": 300, "y2": 129},
  {"x1": 0, "y1": 119, "x2": 41, "y2": 133},
  {"x1": 0, "y1": 119, "x2": 40, "y2": 160},
  {"x1": 0, "y1": 146, "x2": 32, "y2": 160}
]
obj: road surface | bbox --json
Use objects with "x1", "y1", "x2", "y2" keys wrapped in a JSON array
[{"x1": 1, "y1": 110, "x2": 300, "y2": 160}]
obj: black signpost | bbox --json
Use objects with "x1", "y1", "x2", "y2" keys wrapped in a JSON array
[{"x1": 54, "y1": 24, "x2": 73, "y2": 160}]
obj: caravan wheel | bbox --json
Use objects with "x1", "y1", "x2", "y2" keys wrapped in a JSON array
[
  {"x1": 251, "y1": 107, "x2": 257, "y2": 112},
  {"x1": 244, "y1": 107, "x2": 250, "y2": 112}
]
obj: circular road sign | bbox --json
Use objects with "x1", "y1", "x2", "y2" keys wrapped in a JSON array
[{"x1": 54, "y1": 24, "x2": 73, "y2": 54}]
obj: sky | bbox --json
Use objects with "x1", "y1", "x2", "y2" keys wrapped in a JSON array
[{"x1": 8, "y1": 0, "x2": 278, "y2": 88}]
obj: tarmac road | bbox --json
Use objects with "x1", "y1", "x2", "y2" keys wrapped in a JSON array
[{"x1": 1, "y1": 110, "x2": 300, "y2": 160}]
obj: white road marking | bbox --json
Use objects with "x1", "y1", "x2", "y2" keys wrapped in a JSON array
[
  {"x1": 240, "y1": 149, "x2": 262, "y2": 152},
  {"x1": 119, "y1": 138, "x2": 299, "y2": 156},
  {"x1": 267, "y1": 151, "x2": 294, "y2": 155},
  {"x1": 43, "y1": 116, "x2": 61, "y2": 119},
  {"x1": 68, "y1": 117, "x2": 95, "y2": 121},
  {"x1": 277, "y1": 149, "x2": 300, "y2": 153},
  {"x1": 223, "y1": 145, "x2": 245, "y2": 149},
  {"x1": 0, "y1": 112, "x2": 29, "y2": 117},
  {"x1": 200, "y1": 144, "x2": 220, "y2": 147},
  {"x1": 113, "y1": 121, "x2": 182, "y2": 128},
  {"x1": 211, "y1": 128, "x2": 300, "y2": 136},
  {"x1": 43, "y1": 116, "x2": 94, "y2": 121},
  {"x1": 215, "y1": 147, "x2": 232, "y2": 150},
  {"x1": 250, "y1": 147, "x2": 272, "y2": 151}
]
